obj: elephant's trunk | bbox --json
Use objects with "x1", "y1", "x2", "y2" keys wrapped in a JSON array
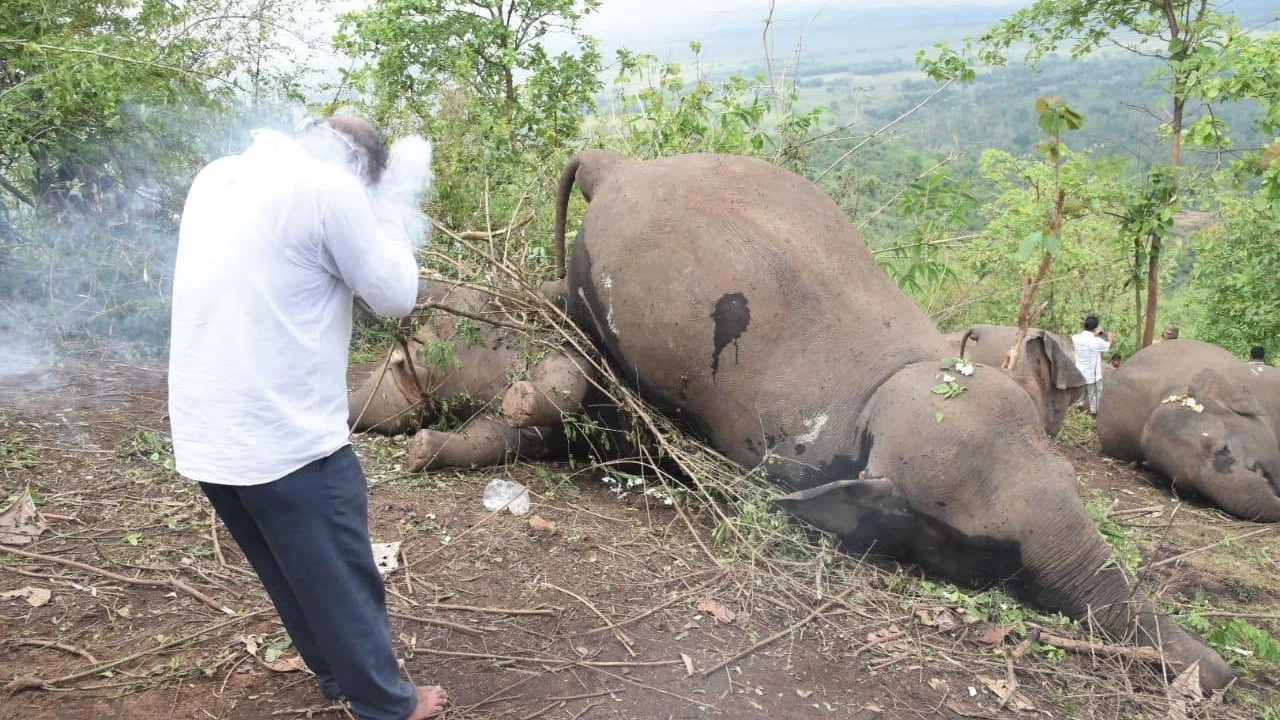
[{"x1": 1023, "y1": 503, "x2": 1233, "y2": 691}]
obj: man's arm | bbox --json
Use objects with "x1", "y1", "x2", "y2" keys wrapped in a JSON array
[{"x1": 319, "y1": 173, "x2": 419, "y2": 318}]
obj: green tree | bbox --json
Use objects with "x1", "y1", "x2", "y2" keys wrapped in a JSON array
[
  {"x1": 922, "y1": 1, "x2": 1279, "y2": 349},
  {"x1": 334, "y1": 0, "x2": 604, "y2": 228},
  {"x1": 1185, "y1": 192, "x2": 1280, "y2": 358}
]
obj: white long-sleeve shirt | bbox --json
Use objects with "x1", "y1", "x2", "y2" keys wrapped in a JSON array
[
  {"x1": 1072, "y1": 330, "x2": 1112, "y2": 384},
  {"x1": 167, "y1": 129, "x2": 419, "y2": 485}
]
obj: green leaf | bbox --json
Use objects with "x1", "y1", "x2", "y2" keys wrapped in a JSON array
[
  {"x1": 123, "y1": 532, "x2": 142, "y2": 546},
  {"x1": 935, "y1": 411, "x2": 945, "y2": 424}
]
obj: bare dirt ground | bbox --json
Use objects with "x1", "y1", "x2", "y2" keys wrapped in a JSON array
[{"x1": 1, "y1": 357, "x2": 1277, "y2": 720}]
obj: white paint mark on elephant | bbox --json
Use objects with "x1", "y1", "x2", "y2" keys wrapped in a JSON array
[
  {"x1": 602, "y1": 274, "x2": 614, "y2": 293},
  {"x1": 607, "y1": 306, "x2": 619, "y2": 338},
  {"x1": 796, "y1": 413, "x2": 829, "y2": 445}
]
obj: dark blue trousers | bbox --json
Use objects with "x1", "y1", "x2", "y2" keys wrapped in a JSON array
[{"x1": 200, "y1": 445, "x2": 416, "y2": 720}]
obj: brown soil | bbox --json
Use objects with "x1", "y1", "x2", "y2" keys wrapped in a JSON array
[{"x1": 1, "y1": 361, "x2": 1276, "y2": 720}]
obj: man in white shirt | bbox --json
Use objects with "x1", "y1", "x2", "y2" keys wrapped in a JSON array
[
  {"x1": 1071, "y1": 315, "x2": 1112, "y2": 416},
  {"x1": 168, "y1": 116, "x2": 446, "y2": 720}
]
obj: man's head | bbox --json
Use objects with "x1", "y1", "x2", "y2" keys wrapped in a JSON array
[
  {"x1": 1251, "y1": 346, "x2": 1266, "y2": 362},
  {"x1": 295, "y1": 115, "x2": 390, "y2": 185},
  {"x1": 1109, "y1": 354, "x2": 1122, "y2": 368},
  {"x1": 1084, "y1": 315, "x2": 1100, "y2": 332},
  {"x1": 1163, "y1": 326, "x2": 1180, "y2": 340}
]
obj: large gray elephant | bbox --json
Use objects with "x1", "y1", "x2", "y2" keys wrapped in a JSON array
[
  {"x1": 348, "y1": 278, "x2": 591, "y2": 471},
  {"x1": 941, "y1": 324, "x2": 1086, "y2": 437},
  {"x1": 549, "y1": 149, "x2": 1231, "y2": 690},
  {"x1": 1098, "y1": 338, "x2": 1280, "y2": 522}
]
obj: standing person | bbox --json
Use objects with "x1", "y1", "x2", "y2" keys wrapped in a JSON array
[
  {"x1": 1072, "y1": 315, "x2": 1112, "y2": 415},
  {"x1": 167, "y1": 116, "x2": 447, "y2": 720},
  {"x1": 1161, "y1": 326, "x2": 1180, "y2": 341},
  {"x1": 1250, "y1": 346, "x2": 1267, "y2": 366}
]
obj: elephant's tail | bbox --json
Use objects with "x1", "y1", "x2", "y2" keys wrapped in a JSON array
[
  {"x1": 959, "y1": 328, "x2": 976, "y2": 359},
  {"x1": 553, "y1": 149, "x2": 630, "y2": 279}
]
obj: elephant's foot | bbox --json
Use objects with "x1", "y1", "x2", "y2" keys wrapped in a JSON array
[
  {"x1": 502, "y1": 352, "x2": 590, "y2": 428},
  {"x1": 406, "y1": 416, "x2": 569, "y2": 472}
]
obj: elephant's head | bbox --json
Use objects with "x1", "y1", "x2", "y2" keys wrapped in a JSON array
[
  {"x1": 1139, "y1": 368, "x2": 1280, "y2": 522},
  {"x1": 347, "y1": 346, "x2": 429, "y2": 435},
  {"x1": 959, "y1": 325, "x2": 1086, "y2": 437},
  {"x1": 778, "y1": 361, "x2": 1233, "y2": 690}
]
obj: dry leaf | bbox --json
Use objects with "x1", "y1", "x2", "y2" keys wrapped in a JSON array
[
  {"x1": 1, "y1": 586, "x2": 51, "y2": 607},
  {"x1": 0, "y1": 491, "x2": 49, "y2": 546},
  {"x1": 1166, "y1": 661, "x2": 1203, "y2": 720},
  {"x1": 915, "y1": 607, "x2": 960, "y2": 631},
  {"x1": 795, "y1": 688, "x2": 813, "y2": 699},
  {"x1": 696, "y1": 598, "x2": 736, "y2": 624},
  {"x1": 680, "y1": 652, "x2": 694, "y2": 677},
  {"x1": 971, "y1": 623, "x2": 1014, "y2": 647},
  {"x1": 978, "y1": 675, "x2": 1035, "y2": 712},
  {"x1": 928, "y1": 678, "x2": 950, "y2": 694},
  {"x1": 866, "y1": 625, "x2": 903, "y2": 644},
  {"x1": 528, "y1": 515, "x2": 557, "y2": 533},
  {"x1": 240, "y1": 635, "x2": 310, "y2": 674}
]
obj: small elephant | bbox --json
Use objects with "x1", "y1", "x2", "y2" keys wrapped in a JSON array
[
  {"x1": 549, "y1": 148, "x2": 1231, "y2": 690},
  {"x1": 942, "y1": 324, "x2": 1086, "y2": 437},
  {"x1": 348, "y1": 278, "x2": 592, "y2": 471},
  {"x1": 1098, "y1": 338, "x2": 1280, "y2": 522}
]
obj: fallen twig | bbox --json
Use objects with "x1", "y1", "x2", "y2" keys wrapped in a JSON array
[
  {"x1": 701, "y1": 584, "x2": 856, "y2": 676},
  {"x1": 5, "y1": 611, "x2": 264, "y2": 693},
  {"x1": 414, "y1": 648, "x2": 681, "y2": 669},
  {"x1": 1149, "y1": 526, "x2": 1274, "y2": 568},
  {"x1": 543, "y1": 688, "x2": 624, "y2": 702},
  {"x1": 210, "y1": 509, "x2": 226, "y2": 567},
  {"x1": 16, "y1": 639, "x2": 98, "y2": 664},
  {"x1": 1037, "y1": 632, "x2": 1165, "y2": 663},
  {"x1": 425, "y1": 602, "x2": 555, "y2": 616},
  {"x1": 518, "y1": 700, "x2": 564, "y2": 720},
  {"x1": 388, "y1": 610, "x2": 488, "y2": 637},
  {"x1": 569, "y1": 700, "x2": 604, "y2": 720},
  {"x1": 544, "y1": 582, "x2": 635, "y2": 657},
  {"x1": 0, "y1": 545, "x2": 234, "y2": 615}
]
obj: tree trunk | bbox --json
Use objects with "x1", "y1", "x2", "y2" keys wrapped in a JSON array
[
  {"x1": 1142, "y1": 92, "x2": 1185, "y2": 348},
  {"x1": 1133, "y1": 237, "x2": 1144, "y2": 345}
]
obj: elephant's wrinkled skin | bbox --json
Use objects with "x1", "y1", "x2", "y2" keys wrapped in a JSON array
[
  {"x1": 348, "y1": 278, "x2": 590, "y2": 471},
  {"x1": 550, "y1": 149, "x2": 1231, "y2": 690},
  {"x1": 1098, "y1": 338, "x2": 1280, "y2": 522},
  {"x1": 941, "y1": 324, "x2": 1086, "y2": 437}
]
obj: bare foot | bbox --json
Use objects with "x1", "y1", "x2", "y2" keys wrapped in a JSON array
[{"x1": 406, "y1": 685, "x2": 448, "y2": 720}]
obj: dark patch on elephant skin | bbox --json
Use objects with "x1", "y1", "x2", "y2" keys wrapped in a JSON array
[
  {"x1": 794, "y1": 443, "x2": 806, "y2": 456},
  {"x1": 1213, "y1": 446, "x2": 1236, "y2": 474},
  {"x1": 710, "y1": 293, "x2": 750, "y2": 378}
]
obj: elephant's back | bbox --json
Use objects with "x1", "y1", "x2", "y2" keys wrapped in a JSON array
[{"x1": 569, "y1": 152, "x2": 947, "y2": 478}]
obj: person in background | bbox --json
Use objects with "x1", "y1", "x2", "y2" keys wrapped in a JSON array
[
  {"x1": 1161, "y1": 326, "x2": 1180, "y2": 341},
  {"x1": 1072, "y1": 315, "x2": 1112, "y2": 415},
  {"x1": 168, "y1": 115, "x2": 447, "y2": 720},
  {"x1": 1108, "y1": 354, "x2": 1122, "y2": 370},
  {"x1": 1250, "y1": 346, "x2": 1267, "y2": 366}
]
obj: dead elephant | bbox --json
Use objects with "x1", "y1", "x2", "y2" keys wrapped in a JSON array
[
  {"x1": 941, "y1": 324, "x2": 1086, "y2": 437},
  {"x1": 549, "y1": 148, "x2": 1231, "y2": 690},
  {"x1": 348, "y1": 278, "x2": 591, "y2": 471},
  {"x1": 1098, "y1": 338, "x2": 1280, "y2": 522}
]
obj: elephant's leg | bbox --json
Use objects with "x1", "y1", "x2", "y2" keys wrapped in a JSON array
[
  {"x1": 406, "y1": 416, "x2": 568, "y2": 472},
  {"x1": 501, "y1": 351, "x2": 590, "y2": 428},
  {"x1": 537, "y1": 278, "x2": 568, "y2": 305}
]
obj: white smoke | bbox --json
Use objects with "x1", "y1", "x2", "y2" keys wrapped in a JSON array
[
  {"x1": 370, "y1": 135, "x2": 435, "y2": 251},
  {"x1": 294, "y1": 123, "x2": 435, "y2": 250}
]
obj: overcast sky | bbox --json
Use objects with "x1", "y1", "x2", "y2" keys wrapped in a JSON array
[{"x1": 581, "y1": 0, "x2": 1024, "y2": 38}]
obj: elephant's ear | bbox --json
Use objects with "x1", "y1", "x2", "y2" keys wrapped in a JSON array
[
  {"x1": 774, "y1": 476, "x2": 904, "y2": 535},
  {"x1": 1029, "y1": 331, "x2": 1086, "y2": 391},
  {"x1": 1188, "y1": 369, "x2": 1263, "y2": 417}
]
